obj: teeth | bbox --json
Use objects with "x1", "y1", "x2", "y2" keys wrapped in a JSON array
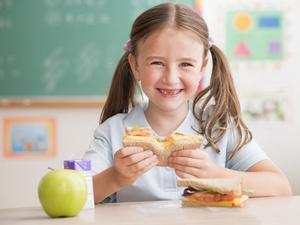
[{"x1": 159, "y1": 89, "x2": 181, "y2": 95}]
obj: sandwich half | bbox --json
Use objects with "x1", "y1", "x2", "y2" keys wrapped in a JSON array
[
  {"x1": 177, "y1": 178, "x2": 249, "y2": 207},
  {"x1": 123, "y1": 126, "x2": 203, "y2": 166}
]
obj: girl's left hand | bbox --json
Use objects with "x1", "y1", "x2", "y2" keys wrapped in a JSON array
[{"x1": 168, "y1": 149, "x2": 222, "y2": 178}]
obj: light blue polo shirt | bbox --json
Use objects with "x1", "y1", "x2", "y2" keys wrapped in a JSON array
[{"x1": 83, "y1": 101, "x2": 268, "y2": 202}]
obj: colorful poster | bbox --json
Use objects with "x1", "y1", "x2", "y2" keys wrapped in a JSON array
[
  {"x1": 226, "y1": 11, "x2": 283, "y2": 61},
  {"x1": 3, "y1": 118, "x2": 56, "y2": 159}
]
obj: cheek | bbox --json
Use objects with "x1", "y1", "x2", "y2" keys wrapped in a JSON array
[
  {"x1": 139, "y1": 67, "x2": 162, "y2": 87},
  {"x1": 181, "y1": 72, "x2": 202, "y2": 92}
]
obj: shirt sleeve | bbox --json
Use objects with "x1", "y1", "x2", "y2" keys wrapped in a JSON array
[
  {"x1": 225, "y1": 126, "x2": 269, "y2": 171},
  {"x1": 82, "y1": 123, "x2": 113, "y2": 175}
]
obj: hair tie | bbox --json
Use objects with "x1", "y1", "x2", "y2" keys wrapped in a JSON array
[
  {"x1": 208, "y1": 37, "x2": 214, "y2": 48},
  {"x1": 123, "y1": 39, "x2": 132, "y2": 52}
]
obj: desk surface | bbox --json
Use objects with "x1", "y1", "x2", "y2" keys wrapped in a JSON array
[{"x1": 1, "y1": 196, "x2": 300, "y2": 225}]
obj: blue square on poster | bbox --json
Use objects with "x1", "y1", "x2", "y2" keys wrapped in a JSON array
[{"x1": 258, "y1": 16, "x2": 280, "y2": 28}]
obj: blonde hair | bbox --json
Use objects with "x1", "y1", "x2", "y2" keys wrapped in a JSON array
[{"x1": 100, "y1": 3, "x2": 252, "y2": 157}]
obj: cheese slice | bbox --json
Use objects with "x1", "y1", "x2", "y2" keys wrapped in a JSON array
[
  {"x1": 155, "y1": 138, "x2": 172, "y2": 148},
  {"x1": 124, "y1": 135, "x2": 153, "y2": 141}
]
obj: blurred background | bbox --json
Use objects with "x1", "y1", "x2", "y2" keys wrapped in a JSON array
[{"x1": 0, "y1": 0, "x2": 299, "y2": 208}]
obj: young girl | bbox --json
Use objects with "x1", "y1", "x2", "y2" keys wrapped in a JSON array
[{"x1": 83, "y1": 3, "x2": 292, "y2": 203}]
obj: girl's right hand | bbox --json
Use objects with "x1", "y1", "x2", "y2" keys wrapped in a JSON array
[{"x1": 113, "y1": 147, "x2": 158, "y2": 188}]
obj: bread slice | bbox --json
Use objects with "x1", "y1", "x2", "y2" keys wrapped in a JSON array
[{"x1": 177, "y1": 178, "x2": 242, "y2": 196}]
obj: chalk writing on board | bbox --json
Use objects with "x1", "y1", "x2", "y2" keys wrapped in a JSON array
[
  {"x1": 0, "y1": 0, "x2": 14, "y2": 9},
  {"x1": 43, "y1": 47, "x2": 70, "y2": 91},
  {"x1": 45, "y1": 11, "x2": 111, "y2": 26},
  {"x1": 44, "y1": 0, "x2": 107, "y2": 7},
  {"x1": 0, "y1": 55, "x2": 21, "y2": 81},
  {"x1": 0, "y1": 0, "x2": 14, "y2": 29},
  {"x1": 44, "y1": 0, "x2": 110, "y2": 26},
  {"x1": 75, "y1": 43, "x2": 101, "y2": 82},
  {"x1": 0, "y1": 17, "x2": 13, "y2": 29}
]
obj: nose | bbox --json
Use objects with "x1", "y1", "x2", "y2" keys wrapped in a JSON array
[{"x1": 162, "y1": 65, "x2": 180, "y2": 85}]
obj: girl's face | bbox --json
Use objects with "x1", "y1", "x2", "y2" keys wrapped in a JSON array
[{"x1": 129, "y1": 27, "x2": 207, "y2": 114}]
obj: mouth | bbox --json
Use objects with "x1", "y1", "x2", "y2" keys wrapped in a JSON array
[{"x1": 157, "y1": 88, "x2": 183, "y2": 97}]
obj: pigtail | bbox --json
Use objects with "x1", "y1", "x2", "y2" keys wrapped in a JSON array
[
  {"x1": 194, "y1": 45, "x2": 252, "y2": 158},
  {"x1": 100, "y1": 52, "x2": 137, "y2": 124}
]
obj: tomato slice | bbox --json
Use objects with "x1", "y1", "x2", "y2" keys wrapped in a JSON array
[
  {"x1": 194, "y1": 192, "x2": 216, "y2": 202},
  {"x1": 193, "y1": 192, "x2": 235, "y2": 202},
  {"x1": 126, "y1": 128, "x2": 151, "y2": 136},
  {"x1": 221, "y1": 194, "x2": 235, "y2": 201}
]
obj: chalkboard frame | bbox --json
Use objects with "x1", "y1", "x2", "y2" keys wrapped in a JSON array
[{"x1": 0, "y1": 97, "x2": 105, "y2": 108}]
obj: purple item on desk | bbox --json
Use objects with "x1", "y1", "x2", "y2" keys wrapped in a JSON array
[{"x1": 64, "y1": 160, "x2": 91, "y2": 171}]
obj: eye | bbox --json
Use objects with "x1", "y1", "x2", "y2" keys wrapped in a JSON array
[
  {"x1": 180, "y1": 62, "x2": 193, "y2": 67},
  {"x1": 151, "y1": 61, "x2": 164, "y2": 66}
]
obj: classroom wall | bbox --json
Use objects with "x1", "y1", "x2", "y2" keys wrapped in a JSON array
[
  {"x1": 1, "y1": 0, "x2": 300, "y2": 209},
  {"x1": 0, "y1": 107, "x2": 100, "y2": 208},
  {"x1": 202, "y1": 0, "x2": 300, "y2": 197}
]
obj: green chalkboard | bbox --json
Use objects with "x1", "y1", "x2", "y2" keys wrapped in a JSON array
[{"x1": 0, "y1": 0, "x2": 194, "y2": 100}]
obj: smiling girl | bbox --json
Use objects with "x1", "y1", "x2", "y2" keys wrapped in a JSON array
[{"x1": 83, "y1": 3, "x2": 292, "y2": 204}]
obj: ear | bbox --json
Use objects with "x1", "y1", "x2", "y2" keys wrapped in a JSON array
[
  {"x1": 200, "y1": 57, "x2": 208, "y2": 73},
  {"x1": 128, "y1": 53, "x2": 140, "y2": 81}
]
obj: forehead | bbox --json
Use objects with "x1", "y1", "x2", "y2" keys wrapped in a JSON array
[{"x1": 137, "y1": 27, "x2": 204, "y2": 60}]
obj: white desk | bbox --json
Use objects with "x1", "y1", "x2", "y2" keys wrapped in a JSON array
[{"x1": 1, "y1": 196, "x2": 299, "y2": 225}]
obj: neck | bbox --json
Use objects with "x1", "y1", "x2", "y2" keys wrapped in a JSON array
[{"x1": 144, "y1": 102, "x2": 189, "y2": 136}]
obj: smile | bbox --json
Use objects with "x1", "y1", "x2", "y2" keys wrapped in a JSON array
[{"x1": 157, "y1": 88, "x2": 183, "y2": 97}]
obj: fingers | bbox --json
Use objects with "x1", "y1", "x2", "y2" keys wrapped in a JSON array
[
  {"x1": 129, "y1": 154, "x2": 158, "y2": 174},
  {"x1": 113, "y1": 147, "x2": 158, "y2": 187},
  {"x1": 169, "y1": 157, "x2": 209, "y2": 169},
  {"x1": 115, "y1": 147, "x2": 144, "y2": 159},
  {"x1": 169, "y1": 149, "x2": 210, "y2": 169},
  {"x1": 125, "y1": 150, "x2": 155, "y2": 166},
  {"x1": 171, "y1": 149, "x2": 209, "y2": 160},
  {"x1": 172, "y1": 163, "x2": 208, "y2": 177},
  {"x1": 175, "y1": 169, "x2": 197, "y2": 179},
  {"x1": 116, "y1": 147, "x2": 156, "y2": 166},
  {"x1": 114, "y1": 147, "x2": 158, "y2": 175},
  {"x1": 135, "y1": 155, "x2": 159, "y2": 175},
  {"x1": 169, "y1": 149, "x2": 212, "y2": 178}
]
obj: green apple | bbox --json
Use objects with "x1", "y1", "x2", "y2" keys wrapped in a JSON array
[{"x1": 38, "y1": 169, "x2": 87, "y2": 218}]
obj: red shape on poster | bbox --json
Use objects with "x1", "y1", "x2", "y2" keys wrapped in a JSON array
[{"x1": 233, "y1": 42, "x2": 251, "y2": 58}]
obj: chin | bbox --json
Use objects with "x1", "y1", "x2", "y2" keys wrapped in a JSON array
[{"x1": 155, "y1": 101, "x2": 188, "y2": 113}]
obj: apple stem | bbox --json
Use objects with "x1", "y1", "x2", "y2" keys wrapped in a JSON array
[{"x1": 48, "y1": 167, "x2": 55, "y2": 171}]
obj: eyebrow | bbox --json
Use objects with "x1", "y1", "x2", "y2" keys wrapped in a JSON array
[
  {"x1": 146, "y1": 56, "x2": 198, "y2": 63},
  {"x1": 178, "y1": 57, "x2": 198, "y2": 63},
  {"x1": 146, "y1": 56, "x2": 166, "y2": 61}
]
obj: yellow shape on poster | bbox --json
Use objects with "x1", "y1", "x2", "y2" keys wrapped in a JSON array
[{"x1": 233, "y1": 12, "x2": 253, "y2": 32}]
